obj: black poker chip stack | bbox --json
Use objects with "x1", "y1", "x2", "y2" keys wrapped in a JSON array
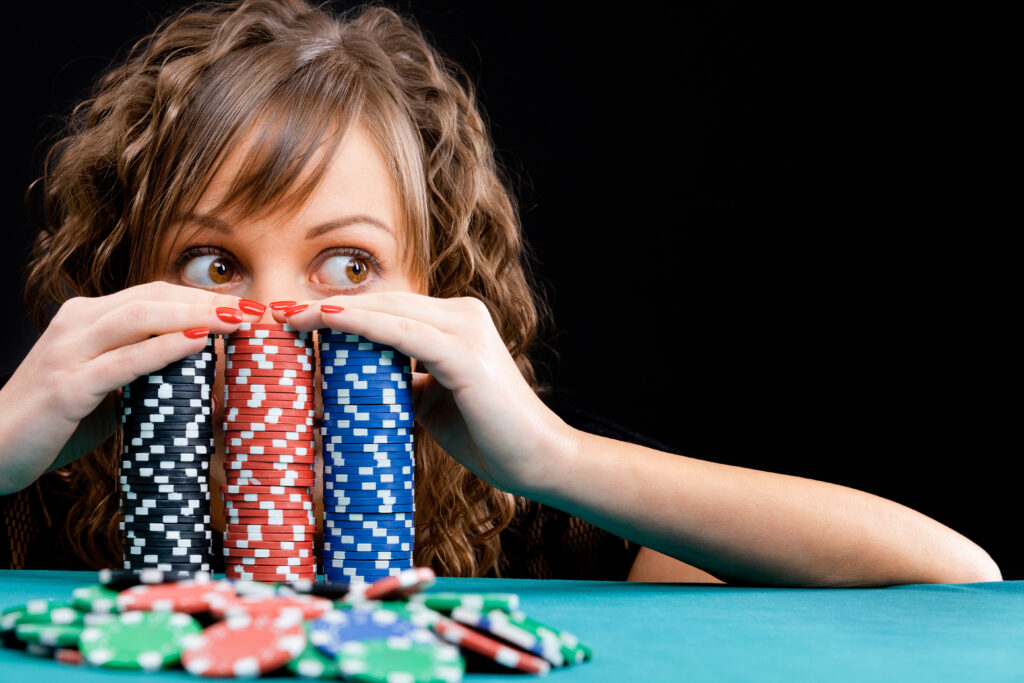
[{"x1": 119, "y1": 336, "x2": 215, "y2": 577}]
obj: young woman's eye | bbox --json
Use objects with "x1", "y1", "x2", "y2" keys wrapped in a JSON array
[
  {"x1": 316, "y1": 253, "x2": 374, "y2": 288},
  {"x1": 181, "y1": 253, "x2": 238, "y2": 286}
]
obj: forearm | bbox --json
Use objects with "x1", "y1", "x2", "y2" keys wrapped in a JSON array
[{"x1": 528, "y1": 426, "x2": 1001, "y2": 587}]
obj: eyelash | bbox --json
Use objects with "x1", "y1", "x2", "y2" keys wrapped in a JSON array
[{"x1": 170, "y1": 245, "x2": 385, "y2": 289}]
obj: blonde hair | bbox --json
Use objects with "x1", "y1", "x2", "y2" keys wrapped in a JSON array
[{"x1": 25, "y1": 0, "x2": 544, "y2": 576}]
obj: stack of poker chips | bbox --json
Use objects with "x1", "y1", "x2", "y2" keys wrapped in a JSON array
[
  {"x1": 223, "y1": 323, "x2": 317, "y2": 582},
  {"x1": 119, "y1": 337, "x2": 214, "y2": 576},
  {"x1": 319, "y1": 330, "x2": 415, "y2": 584}
]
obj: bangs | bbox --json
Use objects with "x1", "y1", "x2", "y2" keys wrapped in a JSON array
[{"x1": 146, "y1": 43, "x2": 367, "y2": 269}]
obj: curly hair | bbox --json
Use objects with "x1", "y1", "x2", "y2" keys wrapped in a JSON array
[{"x1": 24, "y1": 0, "x2": 544, "y2": 576}]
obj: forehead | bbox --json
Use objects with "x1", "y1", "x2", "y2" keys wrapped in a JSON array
[{"x1": 194, "y1": 121, "x2": 402, "y2": 231}]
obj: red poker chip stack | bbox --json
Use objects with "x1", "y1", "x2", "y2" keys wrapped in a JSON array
[{"x1": 223, "y1": 323, "x2": 317, "y2": 582}]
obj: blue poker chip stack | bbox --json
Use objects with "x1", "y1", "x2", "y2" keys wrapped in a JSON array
[
  {"x1": 118, "y1": 336, "x2": 214, "y2": 578},
  {"x1": 319, "y1": 330, "x2": 415, "y2": 584}
]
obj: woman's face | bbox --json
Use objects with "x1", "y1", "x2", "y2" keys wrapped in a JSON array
[
  {"x1": 159, "y1": 122, "x2": 421, "y2": 305},
  {"x1": 155, "y1": 122, "x2": 421, "y2": 535}
]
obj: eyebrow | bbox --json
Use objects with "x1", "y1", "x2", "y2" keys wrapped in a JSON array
[{"x1": 185, "y1": 213, "x2": 395, "y2": 239}]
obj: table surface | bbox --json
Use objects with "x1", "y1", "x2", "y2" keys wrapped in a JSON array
[{"x1": 0, "y1": 571, "x2": 1021, "y2": 682}]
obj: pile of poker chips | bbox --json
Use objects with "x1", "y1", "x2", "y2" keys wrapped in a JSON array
[
  {"x1": 0, "y1": 566, "x2": 593, "y2": 678},
  {"x1": 319, "y1": 331, "x2": 415, "y2": 584},
  {"x1": 119, "y1": 336, "x2": 215, "y2": 576},
  {"x1": 224, "y1": 323, "x2": 317, "y2": 583}
]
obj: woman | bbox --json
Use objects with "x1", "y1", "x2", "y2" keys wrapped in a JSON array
[{"x1": 0, "y1": 0, "x2": 1001, "y2": 585}]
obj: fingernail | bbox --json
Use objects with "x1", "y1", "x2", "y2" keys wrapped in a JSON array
[
  {"x1": 184, "y1": 327, "x2": 209, "y2": 339},
  {"x1": 269, "y1": 300, "x2": 297, "y2": 310},
  {"x1": 282, "y1": 304, "x2": 308, "y2": 317},
  {"x1": 320, "y1": 305, "x2": 344, "y2": 313},
  {"x1": 238, "y1": 299, "x2": 266, "y2": 315},
  {"x1": 216, "y1": 307, "x2": 243, "y2": 324}
]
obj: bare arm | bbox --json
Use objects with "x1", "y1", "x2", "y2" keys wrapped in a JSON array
[{"x1": 531, "y1": 427, "x2": 1001, "y2": 587}]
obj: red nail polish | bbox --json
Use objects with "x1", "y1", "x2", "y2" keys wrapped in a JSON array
[
  {"x1": 282, "y1": 304, "x2": 308, "y2": 317},
  {"x1": 269, "y1": 301, "x2": 297, "y2": 310},
  {"x1": 320, "y1": 305, "x2": 345, "y2": 313},
  {"x1": 184, "y1": 327, "x2": 209, "y2": 339},
  {"x1": 216, "y1": 307, "x2": 243, "y2": 324},
  {"x1": 238, "y1": 299, "x2": 266, "y2": 315}
]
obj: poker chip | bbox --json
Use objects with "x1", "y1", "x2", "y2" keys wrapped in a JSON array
[
  {"x1": 227, "y1": 453, "x2": 317, "y2": 465},
  {"x1": 333, "y1": 637, "x2": 464, "y2": 683},
  {"x1": 223, "y1": 491, "x2": 314, "y2": 503},
  {"x1": 287, "y1": 622, "x2": 340, "y2": 679},
  {"x1": 79, "y1": 610, "x2": 201, "y2": 671},
  {"x1": 225, "y1": 367, "x2": 311, "y2": 378},
  {"x1": 225, "y1": 399, "x2": 315, "y2": 410},
  {"x1": 309, "y1": 608, "x2": 434, "y2": 657},
  {"x1": 224, "y1": 568, "x2": 317, "y2": 582},
  {"x1": 181, "y1": 611, "x2": 306, "y2": 677},
  {"x1": 324, "y1": 441, "x2": 415, "y2": 452},
  {"x1": 448, "y1": 608, "x2": 564, "y2": 667},
  {"x1": 117, "y1": 577, "x2": 237, "y2": 614},
  {"x1": 218, "y1": 594, "x2": 332, "y2": 620},
  {"x1": 227, "y1": 407, "x2": 316, "y2": 418},
  {"x1": 223, "y1": 484, "x2": 310, "y2": 495},
  {"x1": 325, "y1": 518, "x2": 414, "y2": 529},
  {"x1": 227, "y1": 360, "x2": 314, "y2": 371},
  {"x1": 15, "y1": 622, "x2": 84, "y2": 648},
  {"x1": 407, "y1": 593, "x2": 520, "y2": 613},
  {"x1": 432, "y1": 617, "x2": 550, "y2": 675},
  {"x1": 71, "y1": 585, "x2": 120, "y2": 614}
]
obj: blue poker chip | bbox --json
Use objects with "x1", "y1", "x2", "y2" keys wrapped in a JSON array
[
  {"x1": 319, "y1": 367, "x2": 410, "y2": 379},
  {"x1": 322, "y1": 551, "x2": 413, "y2": 562},
  {"x1": 323, "y1": 571, "x2": 402, "y2": 584},
  {"x1": 323, "y1": 503, "x2": 416, "y2": 513},
  {"x1": 322, "y1": 404, "x2": 410, "y2": 415},
  {"x1": 320, "y1": 383, "x2": 412, "y2": 393},
  {"x1": 324, "y1": 481, "x2": 414, "y2": 492},
  {"x1": 308, "y1": 608, "x2": 430, "y2": 657},
  {"x1": 324, "y1": 530, "x2": 415, "y2": 544},
  {"x1": 324, "y1": 465, "x2": 413, "y2": 476},
  {"x1": 323, "y1": 487, "x2": 414, "y2": 499},
  {"x1": 322, "y1": 540, "x2": 414, "y2": 553},
  {"x1": 322, "y1": 419, "x2": 415, "y2": 430},
  {"x1": 322, "y1": 436, "x2": 414, "y2": 447},
  {"x1": 320, "y1": 397, "x2": 410, "y2": 406},
  {"x1": 324, "y1": 558, "x2": 413, "y2": 568},
  {"x1": 322, "y1": 425, "x2": 412, "y2": 436},
  {"x1": 323, "y1": 440, "x2": 414, "y2": 450},
  {"x1": 324, "y1": 472, "x2": 414, "y2": 484},
  {"x1": 323, "y1": 516, "x2": 413, "y2": 527},
  {"x1": 322, "y1": 413, "x2": 413, "y2": 425},
  {"x1": 323, "y1": 461, "x2": 415, "y2": 472}
]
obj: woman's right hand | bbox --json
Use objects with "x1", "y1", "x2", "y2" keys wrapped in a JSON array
[{"x1": 0, "y1": 281, "x2": 258, "y2": 494}]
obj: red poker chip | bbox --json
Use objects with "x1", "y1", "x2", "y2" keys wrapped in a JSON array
[
  {"x1": 222, "y1": 484, "x2": 310, "y2": 495},
  {"x1": 227, "y1": 358, "x2": 313, "y2": 369},
  {"x1": 226, "y1": 453, "x2": 316, "y2": 464},
  {"x1": 224, "y1": 562, "x2": 316, "y2": 574},
  {"x1": 226, "y1": 462, "x2": 313, "y2": 473},
  {"x1": 360, "y1": 566, "x2": 437, "y2": 600},
  {"x1": 433, "y1": 615, "x2": 551, "y2": 675},
  {"x1": 226, "y1": 440, "x2": 314, "y2": 452},
  {"x1": 225, "y1": 406, "x2": 316, "y2": 417},
  {"x1": 224, "y1": 420, "x2": 314, "y2": 431},
  {"x1": 225, "y1": 449, "x2": 315, "y2": 459},
  {"x1": 224, "y1": 499, "x2": 314, "y2": 511},
  {"x1": 223, "y1": 492, "x2": 314, "y2": 503},
  {"x1": 218, "y1": 594, "x2": 331, "y2": 620},
  {"x1": 223, "y1": 529, "x2": 315, "y2": 541},
  {"x1": 223, "y1": 545, "x2": 315, "y2": 558},
  {"x1": 225, "y1": 400, "x2": 315, "y2": 410},
  {"x1": 224, "y1": 392, "x2": 313, "y2": 404},
  {"x1": 230, "y1": 323, "x2": 307, "y2": 332},
  {"x1": 225, "y1": 479, "x2": 316, "y2": 490},
  {"x1": 226, "y1": 333, "x2": 310, "y2": 343},
  {"x1": 181, "y1": 611, "x2": 306, "y2": 677},
  {"x1": 223, "y1": 570, "x2": 316, "y2": 583},
  {"x1": 228, "y1": 555, "x2": 316, "y2": 567},
  {"x1": 225, "y1": 469, "x2": 314, "y2": 481},
  {"x1": 116, "y1": 576, "x2": 238, "y2": 614},
  {"x1": 225, "y1": 385, "x2": 313, "y2": 395},
  {"x1": 224, "y1": 367, "x2": 313, "y2": 377},
  {"x1": 223, "y1": 534, "x2": 314, "y2": 545},
  {"x1": 225, "y1": 509, "x2": 315, "y2": 521},
  {"x1": 227, "y1": 344, "x2": 314, "y2": 356},
  {"x1": 224, "y1": 520, "x2": 316, "y2": 531}
]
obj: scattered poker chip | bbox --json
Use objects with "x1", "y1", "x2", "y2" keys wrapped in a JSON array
[
  {"x1": 15, "y1": 622, "x2": 85, "y2": 648},
  {"x1": 287, "y1": 621, "x2": 340, "y2": 679},
  {"x1": 432, "y1": 617, "x2": 551, "y2": 675},
  {"x1": 116, "y1": 577, "x2": 237, "y2": 613},
  {"x1": 218, "y1": 594, "x2": 332, "y2": 620},
  {"x1": 448, "y1": 608, "x2": 564, "y2": 667},
  {"x1": 79, "y1": 610, "x2": 201, "y2": 671},
  {"x1": 309, "y1": 608, "x2": 435, "y2": 657},
  {"x1": 334, "y1": 637, "x2": 464, "y2": 683},
  {"x1": 71, "y1": 584, "x2": 120, "y2": 613},
  {"x1": 408, "y1": 592, "x2": 520, "y2": 613}
]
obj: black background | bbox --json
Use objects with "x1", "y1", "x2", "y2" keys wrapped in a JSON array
[{"x1": 4, "y1": 3, "x2": 1020, "y2": 579}]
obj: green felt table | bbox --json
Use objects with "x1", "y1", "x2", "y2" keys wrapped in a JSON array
[{"x1": 0, "y1": 571, "x2": 1020, "y2": 682}]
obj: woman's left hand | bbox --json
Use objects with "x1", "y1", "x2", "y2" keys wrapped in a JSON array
[{"x1": 271, "y1": 293, "x2": 572, "y2": 496}]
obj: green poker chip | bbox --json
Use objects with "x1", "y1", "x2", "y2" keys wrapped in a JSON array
[
  {"x1": 72, "y1": 584, "x2": 120, "y2": 614},
  {"x1": 506, "y1": 609, "x2": 590, "y2": 664},
  {"x1": 407, "y1": 593, "x2": 518, "y2": 613},
  {"x1": 9, "y1": 599, "x2": 83, "y2": 627},
  {"x1": 335, "y1": 637, "x2": 464, "y2": 683},
  {"x1": 14, "y1": 622, "x2": 84, "y2": 648},
  {"x1": 79, "y1": 610, "x2": 201, "y2": 671},
  {"x1": 286, "y1": 622, "x2": 340, "y2": 679}
]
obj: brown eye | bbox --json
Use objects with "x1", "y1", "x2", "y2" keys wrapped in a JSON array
[
  {"x1": 209, "y1": 258, "x2": 234, "y2": 284},
  {"x1": 317, "y1": 253, "x2": 374, "y2": 288},
  {"x1": 181, "y1": 253, "x2": 237, "y2": 287},
  {"x1": 346, "y1": 258, "x2": 369, "y2": 284}
]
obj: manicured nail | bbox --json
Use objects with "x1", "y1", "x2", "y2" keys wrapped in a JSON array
[
  {"x1": 269, "y1": 301, "x2": 297, "y2": 310},
  {"x1": 282, "y1": 304, "x2": 308, "y2": 317},
  {"x1": 320, "y1": 305, "x2": 344, "y2": 314},
  {"x1": 183, "y1": 327, "x2": 209, "y2": 339},
  {"x1": 238, "y1": 299, "x2": 266, "y2": 315},
  {"x1": 216, "y1": 307, "x2": 243, "y2": 324}
]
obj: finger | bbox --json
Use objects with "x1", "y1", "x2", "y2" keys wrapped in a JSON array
[
  {"x1": 318, "y1": 308, "x2": 465, "y2": 385},
  {"x1": 277, "y1": 292, "x2": 465, "y2": 334},
  {"x1": 77, "y1": 280, "x2": 247, "y2": 319},
  {"x1": 78, "y1": 329, "x2": 214, "y2": 397},
  {"x1": 78, "y1": 301, "x2": 243, "y2": 359}
]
